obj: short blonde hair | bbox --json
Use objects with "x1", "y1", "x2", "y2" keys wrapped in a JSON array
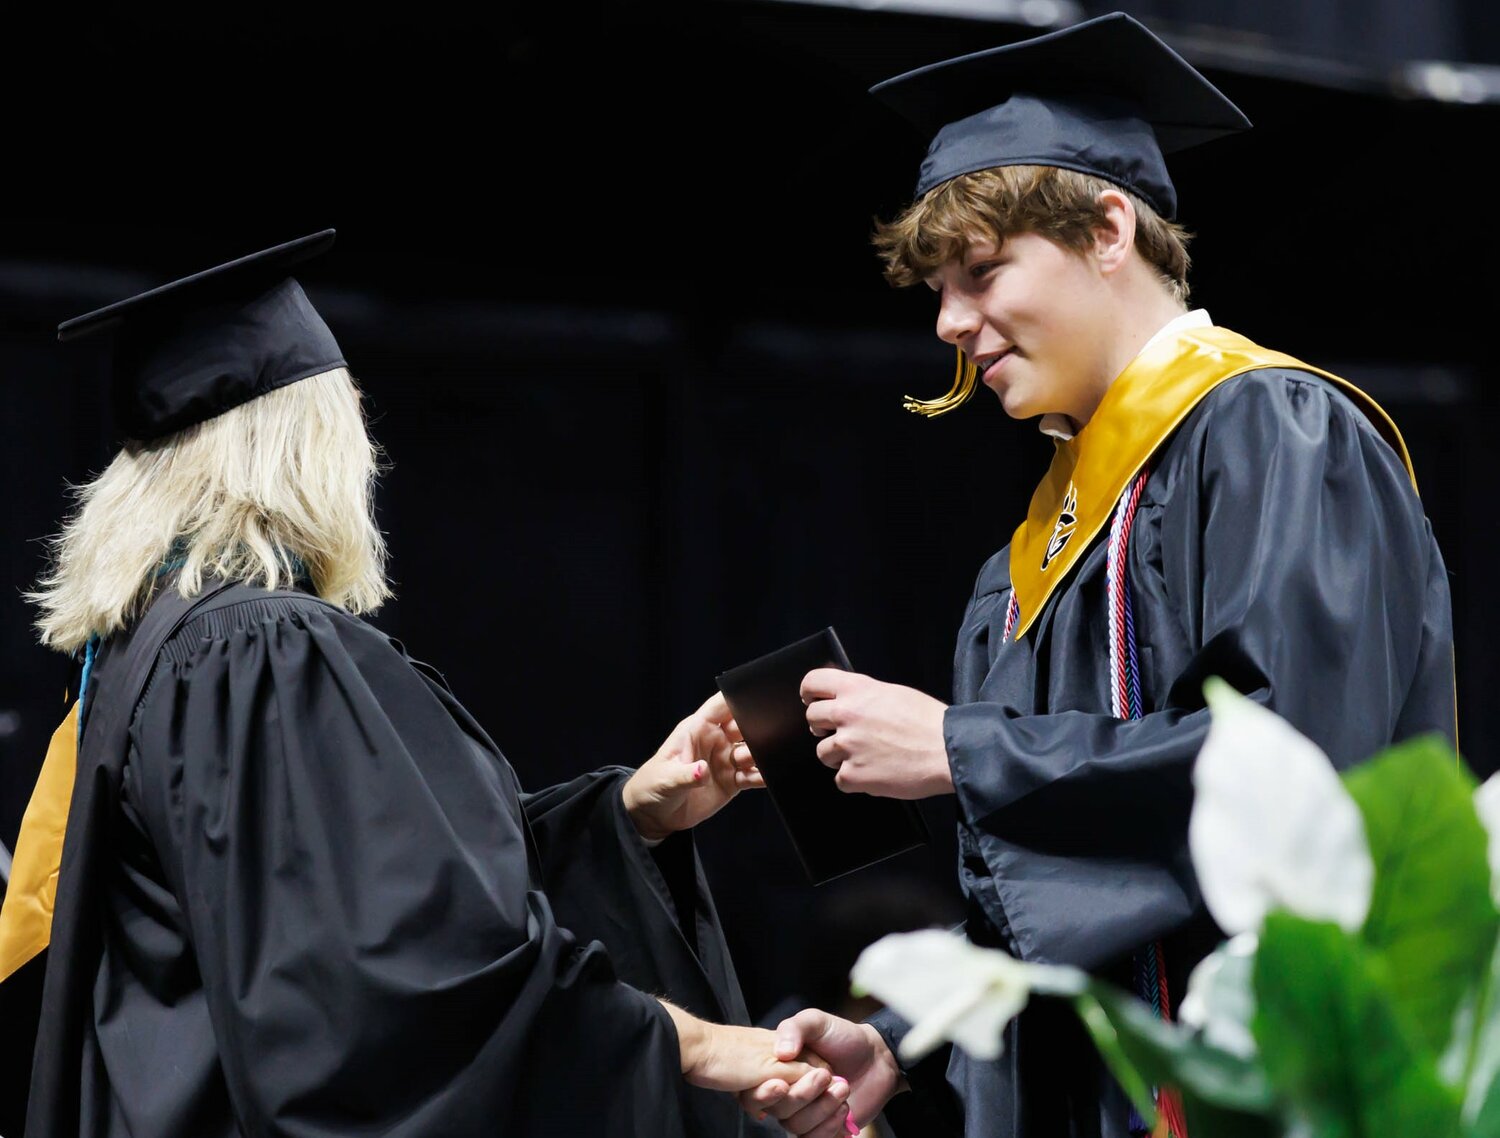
[
  {"x1": 873, "y1": 165, "x2": 1193, "y2": 304},
  {"x1": 29, "y1": 367, "x2": 391, "y2": 654}
]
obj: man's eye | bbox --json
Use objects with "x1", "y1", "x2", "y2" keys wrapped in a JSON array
[{"x1": 970, "y1": 262, "x2": 996, "y2": 279}]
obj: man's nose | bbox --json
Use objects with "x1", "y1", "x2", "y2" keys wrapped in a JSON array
[{"x1": 935, "y1": 293, "x2": 980, "y2": 346}]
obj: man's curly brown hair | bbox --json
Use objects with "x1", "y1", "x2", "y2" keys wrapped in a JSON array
[{"x1": 873, "y1": 165, "x2": 1193, "y2": 305}]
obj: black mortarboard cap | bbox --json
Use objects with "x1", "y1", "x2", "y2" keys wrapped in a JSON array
[
  {"x1": 870, "y1": 12, "x2": 1252, "y2": 218},
  {"x1": 57, "y1": 229, "x2": 345, "y2": 441}
]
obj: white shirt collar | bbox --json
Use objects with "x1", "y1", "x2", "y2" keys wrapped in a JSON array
[
  {"x1": 1139, "y1": 307, "x2": 1213, "y2": 354},
  {"x1": 1038, "y1": 309, "x2": 1212, "y2": 441}
]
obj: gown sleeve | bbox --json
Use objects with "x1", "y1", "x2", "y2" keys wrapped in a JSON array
[
  {"x1": 520, "y1": 770, "x2": 776, "y2": 1136},
  {"x1": 126, "y1": 595, "x2": 693, "y2": 1138},
  {"x1": 521, "y1": 771, "x2": 752, "y2": 1023},
  {"x1": 945, "y1": 373, "x2": 1455, "y2": 970}
]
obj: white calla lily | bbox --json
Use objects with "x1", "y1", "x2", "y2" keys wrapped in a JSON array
[
  {"x1": 1189, "y1": 679, "x2": 1373, "y2": 935},
  {"x1": 850, "y1": 929, "x2": 1085, "y2": 1062},
  {"x1": 1474, "y1": 774, "x2": 1500, "y2": 905},
  {"x1": 1177, "y1": 932, "x2": 1258, "y2": 1059}
]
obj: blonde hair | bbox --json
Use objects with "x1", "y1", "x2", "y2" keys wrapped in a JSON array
[
  {"x1": 873, "y1": 165, "x2": 1193, "y2": 304},
  {"x1": 29, "y1": 367, "x2": 392, "y2": 654}
]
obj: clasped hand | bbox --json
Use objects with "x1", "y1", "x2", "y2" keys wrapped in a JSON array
[
  {"x1": 738, "y1": 1009, "x2": 904, "y2": 1136},
  {"x1": 664, "y1": 1005, "x2": 858, "y2": 1134}
]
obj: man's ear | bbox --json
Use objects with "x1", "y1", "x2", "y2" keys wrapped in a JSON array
[{"x1": 1093, "y1": 189, "x2": 1137, "y2": 275}]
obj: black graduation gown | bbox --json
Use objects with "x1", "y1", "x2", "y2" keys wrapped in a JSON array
[
  {"x1": 876, "y1": 369, "x2": 1456, "y2": 1137},
  {"x1": 26, "y1": 584, "x2": 768, "y2": 1137}
]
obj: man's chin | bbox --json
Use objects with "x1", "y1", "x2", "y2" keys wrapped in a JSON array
[{"x1": 995, "y1": 386, "x2": 1038, "y2": 420}]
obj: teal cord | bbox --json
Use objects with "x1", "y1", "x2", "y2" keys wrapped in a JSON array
[
  {"x1": 74, "y1": 551, "x2": 189, "y2": 730},
  {"x1": 75, "y1": 635, "x2": 99, "y2": 731},
  {"x1": 73, "y1": 548, "x2": 308, "y2": 732}
]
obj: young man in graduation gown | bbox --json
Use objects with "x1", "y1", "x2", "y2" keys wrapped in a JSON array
[
  {"x1": 0, "y1": 231, "x2": 848, "y2": 1137},
  {"x1": 748, "y1": 13, "x2": 1457, "y2": 1138}
]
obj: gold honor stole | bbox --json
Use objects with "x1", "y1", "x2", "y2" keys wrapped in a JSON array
[
  {"x1": 1008, "y1": 325, "x2": 1415, "y2": 641},
  {"x1": 0, "y1": 705, "x2": 79, "y2": 982}
]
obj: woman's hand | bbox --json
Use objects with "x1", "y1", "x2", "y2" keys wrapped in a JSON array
[
  {"x1": 663, "y1": 1002, "x2": 833, "y2": 1092},
  {"x1": 623, "y1": 692, "x2": 763, "y2": 841}
]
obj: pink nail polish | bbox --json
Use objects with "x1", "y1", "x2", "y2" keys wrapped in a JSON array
[{"x1": 845, "y1": 1111, "x2": 860, "y2": 1135}]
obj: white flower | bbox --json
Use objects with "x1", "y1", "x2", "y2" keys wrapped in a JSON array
[
  {"x1": 850, "y1": 929, "x2": 1084, "y2": 1062},
  {"x1": 1473, "y1": 775, "x2": 1500, "y2": 905},
  {"x1": 1178, "y1": 932, "x2": 1259, "y2": 1059},
  {"x1": 1189, "y1": 680, "x2": 1373, "y2": 935}
]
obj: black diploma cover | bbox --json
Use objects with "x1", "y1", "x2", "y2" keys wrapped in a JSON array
[{"x1": 716, "y1": 628, "x2": 930, "y2": 885}]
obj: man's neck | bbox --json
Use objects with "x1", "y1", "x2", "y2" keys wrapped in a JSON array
[
  {"x1": 1041, "y1": 295, "x2": 1196, "y2": 439},
  {"x1": 1076, "y1": 293, "x2": 1191, "y2": 428},
  {"x1": 1104, "y1": 296, "x2": 1191, "y2": 395}
]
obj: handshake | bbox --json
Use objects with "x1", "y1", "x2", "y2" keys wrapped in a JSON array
[
  {"x1": 667, "y1": 1004, "x2": 905, "y2": 1137},
  {"x1": 624, "y1": 684, "x2": 944, "y2": 1134}
]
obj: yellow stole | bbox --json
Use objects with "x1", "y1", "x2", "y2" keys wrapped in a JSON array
[
  {"x1": 0, "y1": 706, "x2": 79, "y2": 982},
  {"x1": 1008, "y1": 325, "x2": 1415, "y2": 641}
]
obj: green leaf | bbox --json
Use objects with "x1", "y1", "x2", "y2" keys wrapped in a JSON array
[
  {"x1": 1175, "y1": 1103, "x2": 1281, "y2": 1138},
  {"x1": 1253, "y1": 912, "x2": 1463, "y2": 1138},
  {"x1": 1476, "y1": 1084, "x2": 1500, "y2": 1138},
  {"x1": 1074, "y1": 991, "x2": 1160, "y2": 1127},
  {"x1": 1455, "y1": 934, "x2": 1500, "y2": 1133},
  {"x1": 1341, "y1": 735, "x2": 1498, "y2": 1054},
  {"x1": 1073, "y1": 978, "x2": 1276, "y2": 1126}
]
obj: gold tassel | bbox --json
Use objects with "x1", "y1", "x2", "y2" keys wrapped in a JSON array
[{"x1": 902, "y1": 345, "x2": 979, "y2": 418}]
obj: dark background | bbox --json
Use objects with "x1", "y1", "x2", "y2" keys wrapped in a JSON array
[{"x1": 3, "y1": 1, "x2": 1498, "y2": 1130}]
